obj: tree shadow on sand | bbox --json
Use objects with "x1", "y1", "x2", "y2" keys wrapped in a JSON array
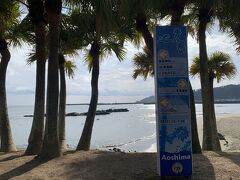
[
  {"x1": 0, "y1": 156, "x2": 49, "y2": 179},
  {"x1": 192, "y1": 153, "x2": 216, "y2": 180},
  {"x1": 0, "y1": 154, "x2": 23, "y2": 162},
  {"x1": 61, "y1": 151, "x2": 216, "y2": 180},
  {"x1": 216, "y1": 152, "x2": 240, "y2": 167}
]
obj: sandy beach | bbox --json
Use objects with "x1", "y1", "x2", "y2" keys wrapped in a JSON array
[
  {"x1": 202, "y1": 114, "x2": 240, "y2": 152},
  {"x1": 0, "y1": 114, "x2": 239, "y2": 179},
  {"x1": 0, "y1": 150, "x2": 239, "y2": 179},
  {"x1": 217, "y1": 115, "x2": 240, "y2": 152}
]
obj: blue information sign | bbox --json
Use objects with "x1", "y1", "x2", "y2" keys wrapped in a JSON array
[{"x1": 154, "y1": 26, "x2": 192, "y2": 176}]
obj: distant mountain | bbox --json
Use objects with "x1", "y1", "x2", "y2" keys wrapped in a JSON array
[
  {"x1": 136, "y1": 96, "x2": 155, "y2": 104},
  {"x1": 137, "y1": 84, "x2": 240, "y2": 104},
  {"x1": 194, "y1": 84, "x2": 240, "y2": 102}
]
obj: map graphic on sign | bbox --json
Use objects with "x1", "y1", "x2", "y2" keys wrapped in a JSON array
[{"x1": 160, "y1": 125, "x2": 191, "y2": 153}]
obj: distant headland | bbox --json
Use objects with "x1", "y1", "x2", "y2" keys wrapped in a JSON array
[{"x1": 136, "y1": 84, "x2": 240, "y2": 104}]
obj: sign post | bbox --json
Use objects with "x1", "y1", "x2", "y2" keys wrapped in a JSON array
[{"x1": 154, "y1": 26, "x2": 192, "y2": 176}]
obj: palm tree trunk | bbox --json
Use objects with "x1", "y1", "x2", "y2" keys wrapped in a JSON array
[
  {"x1": 58, "y1": 54, "x2": 67, "y2": 151},
  {"x1": 25, "y1": 22, "x2": 46, "y2": 155},
  {"x1": 209, "y1": 77, "x2": 216, "y2": 120},
  {"x1": 170, "y1": 0, "x2": 185, "y2": 25},
  {"x1": 0, "y1": 39, "x2": 17, "y2": 152},
  {"x1": 190, "y1": 84, "x2": 202, "y2": 153},
  {"x1": 198, "y1": 9, "x2": 221, "y2": 151},
  {"x1": 40, "y1": 0, "x2": 62, "y2": 158},
  {"x1": 77, "y1": 42, "x2": 100, "y2": 151},
  {"x1": 135, "y1": 13, "x2": 153, "y2": 57},
  {"x1": 209, "y1": 77, "x2": 221, "y2": 150}
]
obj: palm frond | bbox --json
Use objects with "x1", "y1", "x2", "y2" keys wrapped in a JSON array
[
  {"x1": 0, "y1": 2, "x2": 22, "y2": 41},
  {"x1": 84, "y1": 48, "x2": 93, "y2": 72},
  {"x1": 190, "y1": 51, "x2": 237, "y2": 83},
  {"x1": 101, "y1": 40, "x2": 126, "y2": 62},
  {"x1": 209, "y1": 51, "x2": 236, "y2": 82},
  {"x1": 190, "y1": 56, "x2": 200, "y2": 78},
  {"x1": 64, "y1": 60, "x2": 77, "y2": 79},
  {"x1": 130, "y1": 31, "x2": 144, "y2": 49},
  {"x1": 132, "y1": 46, "x2": 153, "y2": 80},
  {"x1": 26, "y1": 48, "x2": 37, "y2": 65}
]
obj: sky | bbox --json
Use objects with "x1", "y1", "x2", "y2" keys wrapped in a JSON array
[{"x1": 5, "y1": 23, "x2": 240, "y2": 106}]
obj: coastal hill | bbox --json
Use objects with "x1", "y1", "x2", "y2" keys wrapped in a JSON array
[{"x1": 137, "y1": 84, "x2": 240, "y2": 104}]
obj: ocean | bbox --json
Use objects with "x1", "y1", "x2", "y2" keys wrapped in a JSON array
[{"x1": 8, "y1": 103, "x2": 240, "y2": 152}]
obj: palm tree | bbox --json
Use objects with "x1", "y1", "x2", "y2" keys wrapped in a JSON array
[
  {"x1": 58, "y1": 13, "x2": 80, "y2": 152},
  {"x1": 77, "y1": 40, "x2": 100, "y2": 150},
  {"x1": 58, "y1": 54, "x2": 67, "y2": 151},
  {"x1": 0, "y1": 39, "x2": 17, "y2": 152},
  {"x1": 25, "y1": 0, "x2": 47, "y2": 155},
  {"x1": 58, "y1": 53, "x2": 76, "y2": 152},
  {"x1": 193, "y1": 0, "x2": 223, "y2": 151},
  {"x1": 190, "y1": 51, "x2": 237, "y2": 123},
  {"x1": 66, "y1": 0, "x2": 126, "y2": 150},
  {"x1": 0, "y1": 1, "x2": 21, "y2": 152},
  {"x1": 40, "y1": 0, "x2": 62, "y2": 159},
  {"x1": 77, "y1": 39, "x2": 125, "y2": 150}
]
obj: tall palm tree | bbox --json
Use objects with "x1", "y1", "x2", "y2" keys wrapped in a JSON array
[
  {"x1": 0, "y1": 1, "x2": 21, "y2": 152},
  {"x1": 66, "y1": 0, "x2": 126, "y2": 150},
  {"x1": 58, "y1": 53, "x2": 76, "y2": 152},
  {"x1": 58, "y1": 54, "x2": 67, "y2": 151},
  {"x1": 193, "y1": 0, "x2": 222, "y2": 151},
  {"x1": 40, "y1": 0, "x2": 62, "y2": 159},
  {"x1": 190, "y1": 51, "x2": 237, "y2": 123},
  {"x1": 0, "y1": 39, "x2": 17, "y2": 152},
  {"x1": 25, "y1": 0, "x2": 47, "y2": 155},
  {"x1": 77, "y1": 40, "x2": 100, "y2": 150},
  {"x1": 58, "y1": 13, "x2": 80, "y2": 152}
]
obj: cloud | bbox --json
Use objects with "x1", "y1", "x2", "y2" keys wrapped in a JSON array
[
  {"x1": 7, "y1": 86, "x2": 35, "y2": 95},
  {"x1": 187, "y1": 26, "x2": 240, "y2": 90},
  {"x1": 4, "y1": 25, "x2": 240, "y2": 105}
]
